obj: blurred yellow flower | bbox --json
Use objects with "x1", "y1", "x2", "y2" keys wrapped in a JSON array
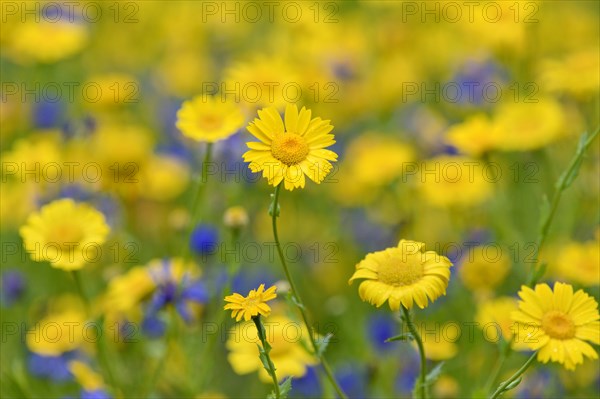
[
  {"x1": 104, "y1": 266, "x2": 156, "y2": 314},
  {"x1": 26, "y1": 308, "x2": 87, "y2": 356},
  {"x1": 445, "y1": 114, "x2": 496, "y2": 157},
  {"x1": 176, "y1": 96, "x2": 244, "y2": 143},
  {"x1": 226, "y1": 315, "x2": 317, "y2": 382},
  {"x1": 459, "y1": 246, "x2": 511, "y2": 295},
  {"x1": 243, "y1": 104, "x2": 337, "y2": 191},
  {"x1": 224, "y1": 284, "x2": 277, "y2": 322},
  {"x1": 417, "y1": 322, "x2": 459, "y2": 361},
  {"x1": 6, "y1": 20, "x2": 88, "y2": 64},
  {"x1": 20, "y1": 199, "x2": 110, "y2": 271},
  {"x1": 223, "y1": 206, "x2": 249, "y2": 229},
  {"x1": 490, "y1": 99, "x2": 565, "y2": 151},
  {"x1": 333, "y1": 133, "x2": 415, "y2": 205},
  {"x1": 84, "y1": 73, "x2": 139, "y2": 108},
  {"x1": 539, "y1": 48, "x2": 600, "y2": 98},
  {"x1": 551, "y1": 240, "x2": 600, "y2": 286},
  {"x1": 418, "y1": 155, "x2": 493, "y2": 208},
  {"x1": 69, "y1": 361, "x2": 105, "y2": 391},
  {"x1": 511, "y1": 282, "x2": 600, "y2": 370},
  {"x1": 475, "y1": 296, "x2": 529, "y2": 350},
  {"x1": 433, "y1": 375, "x2": 460, "y2": 399},
  {"x1": 139, "y1": 154, "x2": 190, "y2": 201},
  {"x1": 349, "y1": 240, "x2": 453, "y2": 310}
]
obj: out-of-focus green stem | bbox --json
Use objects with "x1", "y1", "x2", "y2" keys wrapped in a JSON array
[
  {"x1": 271, "y1": 183, "x2": 348, "y2": 399},
  {"x1": 401, "y1": 306, "x2": 427, "y2": 399}
]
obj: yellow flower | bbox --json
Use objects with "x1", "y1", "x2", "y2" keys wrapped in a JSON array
[
  {"x1": 6, "y1": 21, "x2": 88, "y2": 64},
  {"x1": 242, "y1": 104, "x2": 338, "y2": 191},
  {"x1": 139, "y1": 154, "x2": 190, "y2": 201},
  {"x1": 459, "y1": 246, "x2": 511, "y2": 295},
  {"x1": 475, "y1": 296, "x2": 529, "y2": 351},
  {"x1": 69, "y1": 361, "x2": 105, "y2": 391},
  {"x1": 416, "y1": 322, "x2": 458, "y2": 361},
  {"x1": 224, "y1": 284, "x2": 277, "y2": 321},
  {"x1": 511, "y1": 282, "x2": 600, "y2": 370},
  {"x1": 490, "y1": 98, "x2": 565, "y2": 152},
  {"x1": 176, "y1": 96, "x2": 244, "y2": 143},
  {"x1": 349, "y1": 240, "x2": 453, "y2": 310},
  {"x1": 551, "y1": 240, "x2": 600, "y2": 286},
  {"x1": 226, "y1": 315, "x2": 317, "y2": 382},
  {"x1": 19, "y1": 199, "x2": 110, "y2": 271},
  {"x1": 223, "y1": 206, "x2": 249, "y2": 229},
  {"x1": 27, "y1": 307, "x2": 87, "y2": 356},
  {"x1": 418, "y1": 155, "x2": 494, "y2": 208},
  {"x1": 445, "y1": 114, "x2": 496, "y2": 157},
  {"x1": 539, "y1": 48, "x2": 600, "y2": 99}
]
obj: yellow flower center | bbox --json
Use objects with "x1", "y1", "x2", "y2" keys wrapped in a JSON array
[
  {"x1": 377, "y1": 252, "x2": 424, "y2": 286},
  {"x1": 271, "y1": 133, "x2": 309, "y2": 166},
  {"x1": 541, "y1": 310, "x2": 576, "y2": 339},
  {"x1": 198, "y1": 114, "x2": 223, "y2": 131},
  {"x1": 49, "y1": 224, "x2": 84, "y2": 250}
]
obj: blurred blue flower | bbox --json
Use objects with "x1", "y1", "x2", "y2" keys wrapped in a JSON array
[
  {"x1": 515, "y1": 369, "x2": 558, "y2": 399},
  {"x1": 141, "y1": 314, "x2": 166, "y2": 338},
  {"x1": 189, "y1": 224, "x2": 219, "y2": 256},
  {"x1": 342, "y1": 209, "x2": 396, "y2": 253},
  {"x1": 395, "y1": 351, "x2": 420, "y2": 394},
  {"x1": 81, "y1": 389, "x2": 112, "y2": 399},
  {"x1": 450, "y1": 59, "x2": 508, "y2": 106},
  {"x1": 335, "y1": 364, "x2": 368, "y2": 399},
  {"x1": 367, "y1": 312, "x2": 399, "y2": 354},
  {"x1": 33, "y1": 99, "x2": 64, "y2": 129},
  {"x1": 28, "y1": 351, "x2": 78, "y2": 382},
  {"x1": 290, "y1": 367, "x2": 321, "y2": 398},
  {"x1": 146, "y1": 259, "x2": 210, "y2": 324},
  {"x1": 1, "y1": 270, "x2": 25, "y2": 306}
]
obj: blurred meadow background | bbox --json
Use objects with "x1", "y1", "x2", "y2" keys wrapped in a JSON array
[{"x1": 1, "y1": 1, "x2": 599, "y2": 398}]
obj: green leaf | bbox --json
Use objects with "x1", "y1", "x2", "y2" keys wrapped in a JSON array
[
  {"x1": 279, "y1": 377, "x2": 293, "y2": 398},
  {"x1": 425, "y1": 362, "x2": 444, "y2": 385},
  {"x1": 385, "y1": 333, "x2": 414, "y2": 342},
  {"x1": 257, "y1": 343, "x2": 272, "y2": 373},
  {"x1": 503, "y1": 376, "x2": 523, "y2": 391},
  {"x1": 315, "y1": 333, "x2": 332, "y2": 356},
  {"x1": 285, "y1": 292, "x2": 305, "y2": 310}
]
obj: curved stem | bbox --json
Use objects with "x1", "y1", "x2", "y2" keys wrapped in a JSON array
[
  {"x1": 253, "y1": 316, "x2": 281, "y2": 399},
  {"x1": 401, "y1": 306, "x2": 427, "y2": 399},
  {"x1": 271, "y1": 183, "x2": 348, "y2": 399},
  {"x1": 489, "y1": 352, "x2": 537, "y2": 399}
]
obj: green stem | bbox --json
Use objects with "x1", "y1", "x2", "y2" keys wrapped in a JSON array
[
  {"x1": 70, "y1": 271, "x2": 117, "y2": 391},
  {"x1": 483, "y1": 339, "x2": 513, "y2": 395},
  {"x1": 401, "y1": 306, "x2": 427, "y2": 399},
  {"x1": 182, "y1": 142, "x2": 213, "y2": 260},
  {"x1": 271, "y1": 183, "x2": 348, "y2": 399},
  {"x1": 489, "y1": 352, "x2": 537, "y2": 399},
  {"x1": 252, "y1": 316, "x2": 281, "y2": 399},
  {"x1": 528, "y1": 127, "x2": 599, "y2": 285}
]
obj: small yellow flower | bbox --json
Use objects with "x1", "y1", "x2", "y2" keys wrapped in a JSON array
[
  {"x1": 511, "y1": 282, "x2": 600, "y2": 370},
  {"x1": 223, "y1": 206, "x2": 249, "y2": 229},
  {"x1": 19, "y1": 199, "x2": 110, "y2": 271},
  {"x1": 242, "y1": 104, "x2": 338, "y2": 191},
  {"x1": 459, "y1": 246, "x2": 511, "y2": 295},
  {"x1": 27, "y1": 305, "x2": 87, "y2": 356},
  {"x1": 551, "y1": 240, "x2": 600, "y2": 286},
  {"x1": 445, "y1": 114, "x2": 496, "y2": 157},
  {"x1": 349, "y1": 240, "x2": 453, "y2": 310},
  {"x1": 176, "y1": 95, "x2": 244, "y2": 143},
  {"x1": 224, "y1": 284, "x2": 277, "y2": 321}
]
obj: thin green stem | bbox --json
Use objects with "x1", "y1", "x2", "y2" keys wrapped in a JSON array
[
  {"x1": 70, "y1": 271, "x2": 117, "y2": 391},
  {"x1": 271, "y1": 183, "x2": 348, "y2": 399},
  {"x1": 252, "y1": 316, "x2": 281, "y2": 399},
  {"x1": 528, "y1": 127, "x2": 599, "y2": 285},
  {"x1": 489, "y1": 352, "x2": 537, "y2": 399},
  {"x1": 181, "y1": 142, "x2": 213, "y2": 260},
  {"x1": 483, "y1": 338, "x2": 513, "y2": 394},
  {"x1": 401, "y1": 306, "x2": 427, "y2": 399}
]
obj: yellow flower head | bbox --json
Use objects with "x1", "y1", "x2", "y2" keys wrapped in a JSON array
[
  {"x1": 243, "y1": 104, "x2": 338, "y2": 191},
  {"x1": 27, "y1": 305, "x2": 87, "y2": 356},
  {"x1": 551, "y1": 240, "x2": 600, "y2": 286},
  {"x1": 226, "y1": 315, "x2": 317, "y2": 382},
  {"x1": 445, "y1": 114, "x2": 496, "y2": 157},
  {"x1": 459, "y1": 246, "x2": 511, "y2": 295},
  {"x1": 511, "y1": 282, "x2": 600, "y2": 370},
  {"x1": 349, "y1": 240, "x2": 453, "y2": 310},
  {"x1": 68, "y1": 361, "x2": 105, "y2": 391},
  {"x1": 176, "y1": 95, "x2": 244, "y2": 143},
  {"x1": 19, "y1": 199, "x2": 110, "y2": 271},
  {"x1": 223, "y1": 206, "x2": 249, "y2": 229},
  {"x1": 224, "y1": 284, "x2": 277, "y2": 321}
]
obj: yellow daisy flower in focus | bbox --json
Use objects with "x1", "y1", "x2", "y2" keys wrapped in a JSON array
[
  {"x1": 242, "y1": 104, "x2": 338, "y2": 191},
  {"x1": 224, "y1": 284, "x2": 277, "y2": 321},
  {"x1": 349, "y1": 240, "x2": 453, "y2": 310},
  {"x1": 176, "y1": 96, "x2": 244, "y2": 143},
  {"x1": 511, "y1": 282, "x2": 600, "y2": 370},
  {"x1": 19, "y1": 199, "x2": 110, "y2": 271},
  {"x1": 227, "y1": 315, "x2": 317, "y2": 382}
]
